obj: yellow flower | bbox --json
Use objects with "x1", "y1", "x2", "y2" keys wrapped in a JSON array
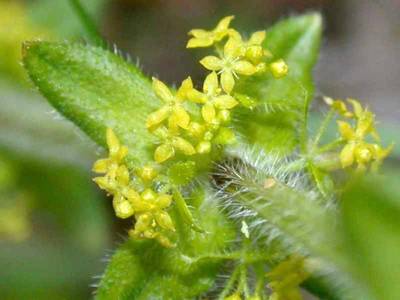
[
  {"x1": 187, "y1": 72, "x2": 238, "y2": 123},
  {"x1": 267, "y1": 256, "x2": 309, "y2": 300},
  {"x1": 147, "y1": 77, "x2": 193, "y2": 131},
  {"x1": 224, "y1": 293, "x2": 241, "y2": 300},
  {"x1": 200, "y1": 37, "x2": 257, "y2": 93},
  {"x1": 336, "y1": 101, "x2": 393, "y2": 170},
  {"x1": 93, "y1": 128, "x2": 128, "y2": 175},
  {"x1": 129, "y1": 189, "x2": 175, "y2": 247},
  {"x1": 153, "y1": 127, "x2": 196, "y2": 163},
  {"x1": 92, "y1": 128, "x2": 129, "y2": 193},
  {"x1": 230, "y1": 29, "x2": 270, "y2": 63},
  {"x1": 186, "y1": 16, "x2": 234, "y2": 48}
]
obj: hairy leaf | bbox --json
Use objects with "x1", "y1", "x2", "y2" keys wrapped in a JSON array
[{"x1": 23, "y1": 41, "x2": 159, "y2": 168}]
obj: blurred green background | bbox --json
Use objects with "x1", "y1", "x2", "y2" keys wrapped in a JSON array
[{"x1": 0, "y1": 0, "x2": 399, "y2": 299}]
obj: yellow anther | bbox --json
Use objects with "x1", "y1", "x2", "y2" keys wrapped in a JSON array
[
  {"x1": 187, "y1": 16, "x2": 234, "y2": 48},
  {"x1": 270, "y1": 59, "x2": 289, "y2": 79}
]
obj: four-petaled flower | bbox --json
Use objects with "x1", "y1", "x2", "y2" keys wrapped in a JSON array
[
  {"x1": 153, "y1": 127, "x2": 196, "y2": 163},
  {"x1": 200, "y1": 37, "x2": 257, "y2": 93},
  {"x1": 187, "y1": 72, "x2": 238, "y2": 123},
  {"x1": 147, "y1": 77, "x2": 193, "y2": 132},
  {"x1": 186, "y1": 15, "x2": 234, "y2": 48}
]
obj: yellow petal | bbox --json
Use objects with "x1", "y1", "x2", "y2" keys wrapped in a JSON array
[
  {"x1": 224, "y1": 37, "x2": 241, "y2": 58},
  {"x1": 152, "y1": 77, "x2": 173, "y2": 102},
  {"x1": 187, "y1": 122, "x2": 205, "y2": 138},
  {"x1": 113, "y1": 194, "x2": 134, "y2": 219},
  {"x1": 214, "y1": 94, "x2": 238, "y2": 109},
  {"x1": 133, "y1": 213, "x2": 152, "y2": 233},
  {"x1": 200, "y1": 56, "x2": 223, "y2": 71},
  {"x1": 188, "y1": 29, "x2": 208, "y2": 38},
  {"x1": 220, "y1": 71, "x2": 235, "y2": 94},
  {"x1": 146, "y1": 106, "x2": 170, "y2": 129},
  {"x1": 92, "y1": 158, "x2": 110, "y2": 173},
  {"x1": 215, "y1": 15, "x2": 234, "y2": 33},
  {"x1": 155, "y1": 211, "x2": 175, "y2": 231},
  {"x1": 347, "y1": 98, "x2": 363, "y2": 118},
  {"x1": 249, "y1": 30, "x2": 266, "y2": 45},
  {"x1": 203, "y1": 71, "x2": 219, "y2": 95},
  {"x1": 172, "y1": 105, "x2": 190, "y2": 129},
  {"x1": 340, "y1": 143, "x2": 356, "y2": 168},
  {"x1": 141, "y1": 188, "x2": 158, "y2": 202},
  {"x1": 337, "y1": 121, "x2": 355, "y2": 141},
  {"x1": 115, "y1": 145, "x2": 128, "y2": 162},
  {"x1": 116, "y1": 165, "x2": 130, "y2": 186},
  {"x1": 186, "y1": 37, "x2": 214, "y2": 48},
  {"x1": 187, "y1": 89, "x2": 207, "y2": 104},
  {"x1": 234, "y1": 60, "x2": 256, "y2": 75},
  {"x1": 156, "y1": 194, "x2": 173, "y2": 209},
  {"x1": 93, "y1": 176, "x2": 114, "y2": 192},
  {"x1": 202, "y1": 102, "x2": 216, "y2": 123},
  {"x1": 176, "y1": 76, "x2": 193, "y2": 100},
  {"x1": 106, "y1": 128, "x2": 120, "y2": 155},
  {"x1": 172, "y1": 137, "x2": 196, "y2": 156},
  {"x1": 154, "y1": 143, "x2": 175, "y2": 163},
  {"x1": 269, "y1": 59, "x2": 289, "y2": 78}
]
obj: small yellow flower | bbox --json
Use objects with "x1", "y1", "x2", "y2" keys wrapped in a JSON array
[
  {"x1": 230, "y1": 29, "x2": 270, "y2": 63},
  {"x1": 187, "y1": 72, "x2": 238, "y2": 123},
  {"x1": 147, "y1": 77, "x2": 193, "y2": 131},
  {"x1": 186, "y1": 16, "x2": 234, "y2": 48},
  {"x1": 93, "y1": 128, "x2": 128, "y2": 176},
  {"x1": 153, "y1": 127, "x2": 196, "y2": 163},
  {"x1": 336, "y1": 100, "x2": 393, "y2": 170},
  {"x1": 200, "y1": 37, "x2": 257, "y2": 93},
  {"x1": 224, "y1": 293, "x2": 241, "y2": 300}
]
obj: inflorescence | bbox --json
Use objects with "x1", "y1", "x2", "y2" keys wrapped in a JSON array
[{"x1": 93, "y1": 16, "x2": 288, "y2": 247}]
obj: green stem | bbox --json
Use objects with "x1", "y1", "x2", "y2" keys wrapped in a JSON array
[
  {"x1": 311, "y1": 108, "x2": 334, "y2": 151},
  {"x1": 172, "y1": 187, "x2": 203, "y2": 233},
  {"x1": 218, "y1": 265, "x2": 240, "y2": 300},
  {"x1": 239, "y1": 264, "x2": 250, "y2": 297},
  {"x1": 68, "y1": 0, "x2": 105, "y2": 47},
  {"x1": 317, "y1": 139, "x2": 345, "y2": 154}
]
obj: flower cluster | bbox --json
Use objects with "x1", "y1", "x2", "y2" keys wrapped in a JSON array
[
  {"x1": 93, "y1": 129, "x2": 174, "y2": 247},
  {"x1": 325, "y1": 97, "x2": 393, "y2": 171},
  {"x1": 266, "y1": 256, "x2": 309, "y2": 300},
  {"x1": 93, "y1": 16, "x2": 288, "y2": 247}
]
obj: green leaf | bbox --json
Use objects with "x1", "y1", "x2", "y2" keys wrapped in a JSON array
[
  {"x1": 234, "y1": 13, "x2": 322, "y2": 154},
  {"x1": 23, "y1": 41, "x2": 160, "y2": 168},
  {"x1": 340, "y1": 175, "x2": 400, "y2": 300}
]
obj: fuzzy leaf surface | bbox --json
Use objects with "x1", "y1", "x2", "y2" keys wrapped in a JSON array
[{"x1": 23, "y1": 42, "x2": 159, "y2": 167}]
